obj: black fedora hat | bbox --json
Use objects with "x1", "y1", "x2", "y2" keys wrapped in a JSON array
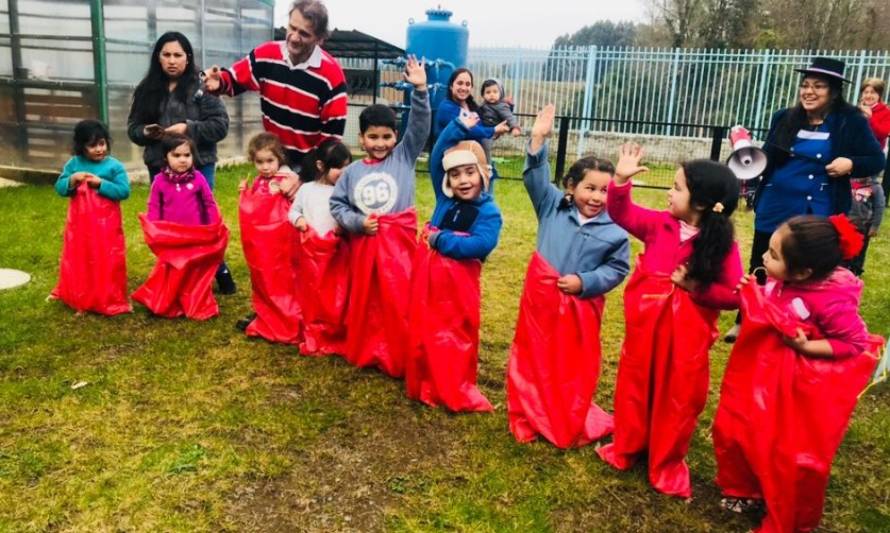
[{"x1": 795, "y1": 57, "x2": 850, "y2": 83}]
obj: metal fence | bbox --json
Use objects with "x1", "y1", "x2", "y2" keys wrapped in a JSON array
[
  {"x1": 342, "y1": 102, "x2": 733, "y2": 190},
  {"x1": 338, "y1": 46, "x2": 890, "y2": 188},
  {"x1": 464, "y1": 46, "x2": 890, "y2": 135}
]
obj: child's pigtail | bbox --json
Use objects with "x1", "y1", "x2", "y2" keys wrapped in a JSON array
[{"x1": 682, "y1": 160, "x2": 739, "y2": 288}]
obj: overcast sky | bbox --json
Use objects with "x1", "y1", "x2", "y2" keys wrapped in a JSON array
[{"x1": 274, "y1": 1, "x2": 648, "y2": 49}]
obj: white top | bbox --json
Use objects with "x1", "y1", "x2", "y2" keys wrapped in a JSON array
[
  {"x1": 282, "y1": 43, "x2": 323, "y2": 69},
  {"x1": 679, "y1": 219, "x2": 700, "y2": 243},
  {"x1": 289, "y1": 181, "x2": 338, "y2": 236}
]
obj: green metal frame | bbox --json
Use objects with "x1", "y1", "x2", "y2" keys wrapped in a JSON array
[{"x1": 89, "y1": 0, "x2": 108, "y2": 124}]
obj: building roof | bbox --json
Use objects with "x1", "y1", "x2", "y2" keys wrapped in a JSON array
[{"x1": 274, "y1": 28, "x2": 404, "y2": 59}]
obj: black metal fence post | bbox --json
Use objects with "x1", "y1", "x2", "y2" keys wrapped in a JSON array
[
  {"x1": 710, "y1": 126, "x2": 727, "y2": 162},
  {"x1": 554, "y1": 115, "x2": 570, "y2": 183}
]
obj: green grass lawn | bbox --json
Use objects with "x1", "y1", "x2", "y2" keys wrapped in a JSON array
[{"x1": 1, "y1": 165, "x2": 889, "y2": 532}]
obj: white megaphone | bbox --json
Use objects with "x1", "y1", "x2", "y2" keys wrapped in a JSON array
[{"x1": 726, "y1": 125, "x2": 767, "y2": 181}]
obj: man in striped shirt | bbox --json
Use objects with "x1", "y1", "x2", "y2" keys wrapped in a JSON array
[{"x1": 204, "y1": 0, "x2": 348, "y2": 196}]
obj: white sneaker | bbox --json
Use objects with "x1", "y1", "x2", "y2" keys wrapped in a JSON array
[{"x1": 723, "y1": 324, "x2": 740, "y2": 344}]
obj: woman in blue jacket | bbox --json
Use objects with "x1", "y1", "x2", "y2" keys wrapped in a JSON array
[
  {"x1": 725, "y1": 57, "x2": 885, "y2": 341},
  {"x1": 434, "y1": 69, "x2": 510, "y2": 187}
]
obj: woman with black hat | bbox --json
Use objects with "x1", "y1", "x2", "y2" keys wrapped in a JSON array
[{"x1": 724, "y1": 57, "x2": 885, "y2": 342}]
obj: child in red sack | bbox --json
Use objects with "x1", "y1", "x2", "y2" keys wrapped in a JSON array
[
  {"x1": 289, "y1": 139, "x2": 353, "y2": 355},
  {"x1": 52, "y1": 119, "x2": 131, "y2": 315},
  {"x1": 596, "y1": 143, "x2": 744, "y2": 498},
  {"x1": 404, "y1": 113, "x2": 502, "y2": 412},
  {"x1": 329, "y1": 55, "x2": 430, "y2": 378},
  {"x1": 237, "y1": 132, "x2": 302, "y2": 343},
  {"x1": 713, "y1": 214, "x2": 882, "y2": 533},
  {"x1": 506, "y1": 104, "x2": 630, "y2": 447},
  {"x1": 132, "y1": 134, "x2": 229, "y2": 319}
]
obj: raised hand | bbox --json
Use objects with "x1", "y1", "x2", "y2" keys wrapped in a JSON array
[
  {"x1": 402, "y1": 55, "x2": 427, "y2": 91},
  {"x1": 614, "y1": 143, "x2": 649, "y2": 184},
  {"x1": 530, "y1": 104, "x2": 556, "y2": 153},
  {"x1": 202, "y1": 66, "x2": 222, "y2": 93}
]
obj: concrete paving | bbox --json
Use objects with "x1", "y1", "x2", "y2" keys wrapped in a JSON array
[{"x1": 0, "y1": 177, "x2": 25, "y2": 188}]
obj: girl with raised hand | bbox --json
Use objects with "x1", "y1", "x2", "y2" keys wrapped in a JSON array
[
  {"x1": 506, "y1": 104, "x2": 630, "y2": 448},
  {"x1": 596, "y1": 143, "x2": 743, "y2": 499}
]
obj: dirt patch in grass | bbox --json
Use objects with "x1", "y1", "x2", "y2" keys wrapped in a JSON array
[{"x1": 223, "y1": 378, "x2": 465, "y2": 532}]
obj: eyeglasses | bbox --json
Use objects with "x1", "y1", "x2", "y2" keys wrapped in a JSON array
[{"x1": 799, "y1": 82, "x2": 830, "y2": 92}]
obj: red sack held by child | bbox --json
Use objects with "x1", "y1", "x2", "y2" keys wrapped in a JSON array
[
  {"x1": 51, "y1": 183, "x2": 131, "y2": 315},
  {"x1": 713, "y1": 281, "x2": 882, "y2": 533},
  {"x1": 506, "y1": 252, "x2": 613, "y2": 448},
  {"x1": 131, "y1": 213, "x2": 229, "y2": 320},
  {"x1": 295, "y1": 226, "x2": 350, "y2": 356},
  {"x1": 239, "y1": 187, "x2": 302, "y2": 344},
  {"x1": 343, "y1": 208, "x2": 417, "y2": 378},
  {"x1": 405, "y1": 226, "x2": 492, "y2": 412},
  {"x1": 597, "y1": 263, "x2": 719, "y2": 498}
]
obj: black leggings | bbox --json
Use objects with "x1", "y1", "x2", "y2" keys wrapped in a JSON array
[{"x1": 735, "y1": 229, "x2": 772, "y2": 324}]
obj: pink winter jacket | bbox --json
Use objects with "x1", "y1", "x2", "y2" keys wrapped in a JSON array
[
  {"x1": 607, "y1": 180, "x2": 743, "y2": 310},
  {"x1": 764, "y1": 267, "x2": 870, "y2": 358}
]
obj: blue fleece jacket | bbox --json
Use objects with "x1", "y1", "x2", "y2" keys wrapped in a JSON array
[
  {"x1": 55, "y1": 155, "x2": 131, "y2": 201},
  {"x1": 427, "y1": 119, "x2": 502, "y2": 260},
  {"x1": 433, "y1": 98, "x2": 497, "y2": 140},
  {"x1": 524, "y1": 142, "x2": 630, "y2": 298}
]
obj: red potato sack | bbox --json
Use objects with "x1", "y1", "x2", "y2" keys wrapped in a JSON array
[
  {"x1": 506, "y1": 252, "x2": 613, "y2": 448},
  {"x1": 295, "y1": 226, "x2": 350, "y2": 356},
  {"x1": 405, "y1": 226, "x2": 492, "y2": 412},
  {"x1": 239, "y1": 187, "x2": 302, "y2": 344},
  {"x1": 342, "y1": 209, "x2": 417, "y2": 378},
  {"x1": 51, "y1": 183, "x2": 131, "y2": 316},
  {"x1": 713, "y1": 281, "x2": 882, "y2": 533},
  {"x1": 597, "y1": 264, "x2": 719, "y2": 498},
  {"x1": 131, "y1": 213, "x2": 229, "y2": 320}
]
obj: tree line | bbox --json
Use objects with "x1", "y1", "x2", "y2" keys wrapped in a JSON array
[{"x1": 553, "y1": 0, "x2": 890, "y2": 50}]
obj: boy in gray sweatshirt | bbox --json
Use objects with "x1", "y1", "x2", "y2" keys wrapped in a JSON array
[
  {"x1": 328, "y1": 56, "x2": 430, "y2": 378},
  {"x1": 330, "y1": 57, "x2": 430, "y2": 234}
]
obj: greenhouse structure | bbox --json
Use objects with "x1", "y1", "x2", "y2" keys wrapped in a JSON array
[{"x1": 0, "y1": 0, "x2": 274, "y2": 174}]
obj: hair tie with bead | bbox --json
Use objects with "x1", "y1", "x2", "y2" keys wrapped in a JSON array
[{"x1": 712, "y1": 202, "x2": 725, "y2": 213}]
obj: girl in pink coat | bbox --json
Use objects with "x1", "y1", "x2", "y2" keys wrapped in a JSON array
[
  {"x1": 714, "y1": 214, "x2": 881, "y2": 533},
  {"x1": 597, "y1": 143, "x2": 744, "y2": 499}
]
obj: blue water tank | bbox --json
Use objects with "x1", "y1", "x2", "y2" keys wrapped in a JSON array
[{"x1": 406, "y1": 8, "x2": 468, "y2": 112}]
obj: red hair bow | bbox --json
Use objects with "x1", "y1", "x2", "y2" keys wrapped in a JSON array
[{"x1": 828, "y1": 214, "x2": 864, "y2": 260}]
